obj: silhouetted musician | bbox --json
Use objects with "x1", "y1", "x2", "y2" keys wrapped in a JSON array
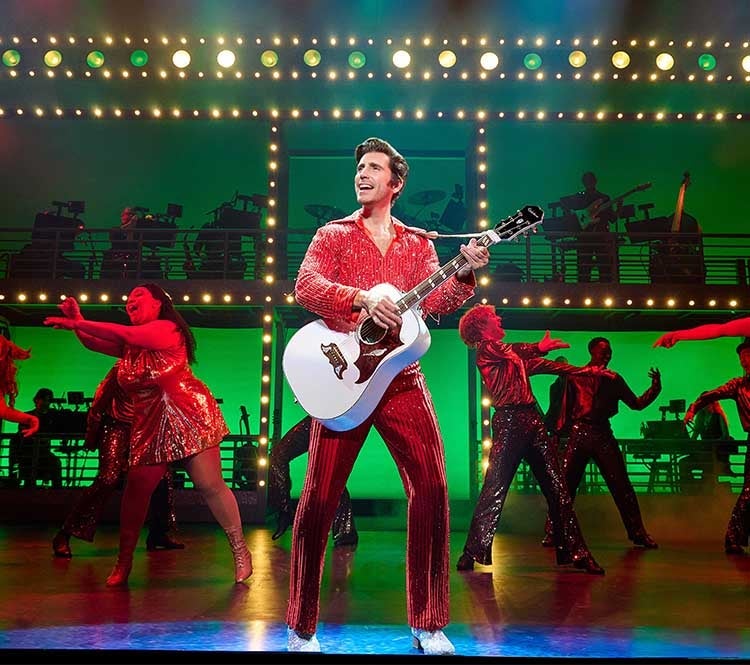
[
  {"x1": 560, "y1": 172, "x2": 618, "y2": 283},
  {"x1": 100, "y1": 207, "x2": 165, "y2": 279},
  {"x1": 10, "y1": 209, "x2": 86, "y2": 279},
  {"x1": 192, "y1": 211, "x2": 246, "y2": 279},
  {"x1": 10, "y1": 388, "x2": 63, "y2": 488}
]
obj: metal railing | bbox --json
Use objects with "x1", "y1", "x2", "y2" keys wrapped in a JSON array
[
  {"x1": 500, "y1": 439, "x2": 746, "y2": 495},
  {"x1": 0, "y1": 432, "x2": 260, "y2": 491},
  {"x1": 1, "y1": 226, "x2": 749, "y2": 285}
]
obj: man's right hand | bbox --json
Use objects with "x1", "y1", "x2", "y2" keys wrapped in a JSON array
[{"x1": 359, "y1": 289, "x2": 401, "y2": 330}]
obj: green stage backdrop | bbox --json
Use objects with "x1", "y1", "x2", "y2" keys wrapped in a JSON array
[
  {"x1": 0, "y1": 117, "x2": 749, "y2": 499},
  {"x1": 6, "y1": 326, "x2": 263, "y2": 441},
  {"x1": 280, "y1": 327, "x2": 746, "y2": 501}
]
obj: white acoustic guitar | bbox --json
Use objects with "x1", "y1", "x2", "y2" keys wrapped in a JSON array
[{"x1": 282, "y1": 205, "x2": 544, "y2": 432}]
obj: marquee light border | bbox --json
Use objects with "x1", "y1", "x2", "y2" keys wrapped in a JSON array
[
  {"x1": 0, "y1": 106, "x2": 746, "y2": 122},
  {"x1": 3, "y1": 99, "x2": 748, "y2": 475},
  {"x1": 2, "y1": 33, "x2": 750, "y2": 82}
]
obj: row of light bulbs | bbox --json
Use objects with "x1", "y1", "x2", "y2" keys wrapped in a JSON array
[
  {"x1": 3, "y1": 292, "x2": 295, "y2": 305},
  {"x1": 6, "y1": 49, "x2": 748, "y2": 71},
  {"x1": 1, "y1": 107, "x2": 745, "y2": 122},
  {"x1": 478, "y1": 296, "x2": 743, "y2": 309},
  {"x1": 2, "y1": 35, "x2": 750, "y2": 48},
  {"x1": 4, "y1": 68, "x2": 749, "y2": 83},
  {"x1": 0, "y1": 292, "x2": 741, "y2": 310}
]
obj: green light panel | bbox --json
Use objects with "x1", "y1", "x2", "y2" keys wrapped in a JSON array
[
  {"x1": 523, "y1": 52, "x2": 542, "y2": 70},
  {"x1": 86, "y1": 50, "x2": 105, "y2": 68},
  {"x1": 2, "y1": 49, "x2": 21, "y2": 67},
  {"x1": 130, "y1": 49, "x2": 149, "y2": 67},
  {"x1": 698, "y1": 53, "x2": 717, "y2": 71},
  {"x1": 348, "y1": 51, "x2": 366, "y2": 69}
]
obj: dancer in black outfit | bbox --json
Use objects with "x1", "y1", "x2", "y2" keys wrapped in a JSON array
[
  {"x1": 542, "y1": 337, "x2": 661, "y2": 549},
  {"x1": 268, "y1": 416, "x2": 358, "y2": 547}
]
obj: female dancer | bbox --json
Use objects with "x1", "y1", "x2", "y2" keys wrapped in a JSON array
[
  {"x1": 45, "y1": 284, "x2": 251, "y2": 586},
  {"x1": 0, "y1": 335, "x2": 39, "y2": 437}
]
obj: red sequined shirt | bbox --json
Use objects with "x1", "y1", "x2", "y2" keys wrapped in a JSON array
[
  {"x1": 476, "y1": 340, "x2": 587, "y2": 408},
  {"x1": 294, "y1": 210, "x2": 476, "y2": 332},
  {"x1": 690, "y1": 375, "x2": 750, "y2": 433}
]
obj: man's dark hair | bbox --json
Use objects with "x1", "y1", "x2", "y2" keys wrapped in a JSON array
[
  {"x1": 588, "y1": 336, "x2": 610, "y2": 353},
  {"x1": 33, "y1": 387, "x2": 53, "y2": 402},
  {"x1": 736, "y1": 337, "x2": 750, "y2": 355},
  {"x1": 355, "y1": 137, "x2": 409, "y2": 202}
]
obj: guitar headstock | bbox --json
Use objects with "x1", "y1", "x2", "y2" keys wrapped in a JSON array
[
  {"x1": 636, "y1": 182, "x2": 652, "y2": 192},
  {"x1": 491, "y1": 205, "x2": 544, "y2": 243}
]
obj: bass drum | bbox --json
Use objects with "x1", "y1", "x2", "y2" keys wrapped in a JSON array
[{"x1": 649, "y1": 212, "x2": 705, "y2": 284}]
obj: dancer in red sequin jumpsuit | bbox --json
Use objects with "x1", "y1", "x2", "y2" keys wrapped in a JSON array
[
  {"x1": 455, "y1": 304, "x2": 604, "y2": 575},
  {"x1": 44, "y1": 284, "x2": 251, "y2": 586},
  {"x1": 285, "y1": 137, "x2": 489, "y2": 655}
]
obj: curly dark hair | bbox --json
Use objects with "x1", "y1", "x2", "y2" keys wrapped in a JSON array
[
  {"x1": 458, "y1": 304, "x2": 497, "y2": 348},
  {"x1": 355, "y1": 137, "x2": 409, "y2": 203},
  {"x1": 139, "y1": 283, "x2": 197, "y2": 365}
]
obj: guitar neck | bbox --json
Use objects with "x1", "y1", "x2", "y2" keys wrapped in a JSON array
[{"x1": 396, "y1": 234, "x2": 493, "y2": 314}]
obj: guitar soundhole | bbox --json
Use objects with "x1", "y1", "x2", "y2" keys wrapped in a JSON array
[{"x1": 358, "y1": 317, "x2": 388, "y2": 345}]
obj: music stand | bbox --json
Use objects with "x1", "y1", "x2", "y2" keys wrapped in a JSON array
[
  {"x1": 543, "y1": 213, "x2": 581, "y2": 281},
  {"x1": 542, "y1": 213, "x2": 581, "y2": 239},
  {"x1": 625, "y1": 216, "x2": 671, "y2": 244}
]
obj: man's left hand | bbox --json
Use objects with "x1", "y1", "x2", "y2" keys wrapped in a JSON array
[
  {"x1": 538, "y1": 330, "x2": 570, "y2": 353},
  {"x1": 456, "y1": 238, "x2": 490, "y2": 278}
]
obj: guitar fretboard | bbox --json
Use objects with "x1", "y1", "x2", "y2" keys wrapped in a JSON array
[{"x1": 396, "y1": 233, "x2": 495, "y2": 314}]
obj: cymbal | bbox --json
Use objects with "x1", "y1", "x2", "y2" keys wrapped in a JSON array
[
  {"x1": 304, "y1": 204, "x2": 346, "y2": 220},
  {"x1": 408, "y1": 190, "x2": 446, "y2": 206}
]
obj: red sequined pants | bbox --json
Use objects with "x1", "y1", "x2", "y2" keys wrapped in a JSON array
[{"x1": 286, "y1": 369, "x2": 449, "y2": 634}]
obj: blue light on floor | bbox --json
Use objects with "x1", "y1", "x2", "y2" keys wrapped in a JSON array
[{"x1": 2, "y1": 621, "x2": 749, "y2": 657}]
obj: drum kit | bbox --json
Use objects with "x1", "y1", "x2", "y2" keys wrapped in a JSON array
[
  {"x1": 304, "y1": 190, "x2": 448, "y2": 226},
  {"x1": 303, "y1": 204, "x2": 347, "y2": 225}
]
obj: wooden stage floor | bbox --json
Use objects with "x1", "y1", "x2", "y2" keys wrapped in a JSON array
[{"x1": 1, "y1": 521, "x2": 749, "y2": 662}]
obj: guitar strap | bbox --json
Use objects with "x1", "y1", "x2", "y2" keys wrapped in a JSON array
[{"x1": 403, "y1": 224, "x2": 486, "y2": 241}]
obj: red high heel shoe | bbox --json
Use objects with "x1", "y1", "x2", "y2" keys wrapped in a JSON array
[
  {"x1": 105, "y1": 557, "x2": 133, "y2": 587},
  {"x1": 225, "y1": 526, "x2": 253, "y2": 583}
]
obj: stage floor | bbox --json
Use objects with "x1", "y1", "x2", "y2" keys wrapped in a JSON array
[{"x1": 1, "y1": 524, "x2": 749, "y2": 661}]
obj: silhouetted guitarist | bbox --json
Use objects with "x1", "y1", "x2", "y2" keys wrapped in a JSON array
[{"x1": 565, "y1": 172, "x2": 618, "y2": 283}]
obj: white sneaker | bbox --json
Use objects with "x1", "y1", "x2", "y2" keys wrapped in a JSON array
[
  {"x1": 410, "y1": 627, "x2": 455, "y2": 655},
  {"x1": 287, "y1": 627, "x2": 321, "y2": 652}
]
